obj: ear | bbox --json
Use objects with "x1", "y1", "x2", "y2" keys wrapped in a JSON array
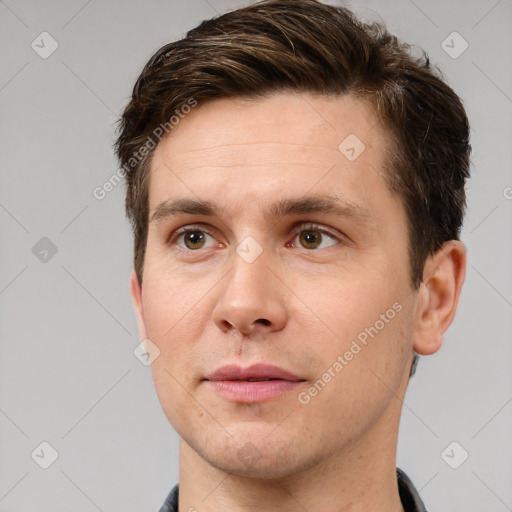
[
  {"x1": 130, "y1": 268, "x2": 148, "y2": 341},
  {"x1": 412, "y1": 240, "x2": 467, "y2": 356}
]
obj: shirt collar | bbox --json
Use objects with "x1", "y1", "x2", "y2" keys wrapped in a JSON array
[{"x1": 159, "y1": 467, "x2": 427, "y2": 512}]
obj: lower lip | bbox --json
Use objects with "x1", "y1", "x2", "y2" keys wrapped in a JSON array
[{"x1": 206, "y1": 380, "x2": 303, "y2": 403}]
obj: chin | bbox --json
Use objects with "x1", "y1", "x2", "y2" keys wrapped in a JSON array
[
  {"x1": 189, "y1": 423, "x2": 322, "y2": 480},
  {"x1": 207, "y1": 447, "x2": 307, "y2": 480}
]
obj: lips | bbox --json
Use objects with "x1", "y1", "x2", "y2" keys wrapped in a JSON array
[
  {"x1": 204, "y1": 364, "x2": 305, "y2": 403},
  {"x1": 206, "y1": 364, "x2": 303, "y2": 382}
]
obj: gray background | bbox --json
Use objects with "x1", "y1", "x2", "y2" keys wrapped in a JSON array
[{"x1": 1, "y1": 0, "x2": 511, "y2": 510}]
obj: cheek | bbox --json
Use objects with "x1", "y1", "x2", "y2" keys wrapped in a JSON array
[
  {"x1": 140, "y1": 278, "x2": 209, "y2": 402},
  {"x1": 295, "y1": 263, "x2": 403, "y2": 345},
  {"x1": 143, "y1": 278, "x2": 208, "y2": 429},
  {"x1": 300, "y1": 269, "x2": 412, "y2": 389},
  {"x1": 300, "y1": 301, "x2": 413, "y2": 441},
  {"x1": 141, "y1": 266, "x2": 210, "y2": 340}
]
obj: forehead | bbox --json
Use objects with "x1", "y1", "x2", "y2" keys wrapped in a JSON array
[
  {"x1": 148, "y1": 92, "x2": 392, "y2": 214},
  {"x1": 154, "y1": 92, "x2": 384, "y2": 158}
]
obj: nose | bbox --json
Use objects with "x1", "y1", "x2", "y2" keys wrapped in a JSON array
[{"x1": 212, "y1": 248, "x2": 288, "y2": 336}]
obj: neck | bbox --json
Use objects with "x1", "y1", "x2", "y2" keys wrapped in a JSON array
[{"x1": 177, "y1": 397, "x2": 406, "y2": 512}]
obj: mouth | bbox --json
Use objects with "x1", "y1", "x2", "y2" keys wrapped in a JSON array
[
  {"x1": 204, "y1": 364, "x2": 306, "y2": 403},
  {"x1": 237, "y1": 377, "x2": 285, "y2": 382}
]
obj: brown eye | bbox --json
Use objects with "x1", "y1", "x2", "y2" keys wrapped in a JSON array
[
  {"x1": 299, "y1": 229, "x2": 323, "y2": 249},
  {"x1": 183, "y1": 231, "x2": 206, "y2": 250},
  {"x1": 291, "y1": 224, "x2": 339, "y2": 250}
]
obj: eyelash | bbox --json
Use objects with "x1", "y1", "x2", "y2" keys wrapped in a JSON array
[{"x1": 168, "y1": 223, "x2": 343, "y2": 251}]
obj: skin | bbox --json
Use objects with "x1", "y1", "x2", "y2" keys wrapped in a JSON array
[{"x1": 130, "y1": 92, "x2": 466, "y2": 512}]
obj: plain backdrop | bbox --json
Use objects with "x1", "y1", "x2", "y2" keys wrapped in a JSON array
[{"x1": 1, "y1": 0, "x2": 511, "y2": 510}]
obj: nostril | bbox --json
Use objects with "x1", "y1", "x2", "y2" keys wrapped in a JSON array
[{"x1": 257, "y1": 318, "x2": 271, "y2": 326}]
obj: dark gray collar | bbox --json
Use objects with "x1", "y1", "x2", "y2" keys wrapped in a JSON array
[{"x1": 159, "y1": 467, "x2": 427, "y2": 512}]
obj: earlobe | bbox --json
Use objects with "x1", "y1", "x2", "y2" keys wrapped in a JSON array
[
  {"x1": 412, "y1": 240, "x2": 467, "y2": 356},
  {"x1": 129, "y1": 269, "x2": 148, "y2": 341}
]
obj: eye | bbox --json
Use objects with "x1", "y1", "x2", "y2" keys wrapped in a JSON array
[
  {"x1": 172, "y1": 228, "x2": 218, "y2": 250},
  {"x1": 289, "y1": 224, "x2": 340, "y2": 250}
]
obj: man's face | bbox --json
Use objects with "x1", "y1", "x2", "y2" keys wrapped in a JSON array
[{"x1": 132, "y1": 92, "x2": 420, "y2": 478}]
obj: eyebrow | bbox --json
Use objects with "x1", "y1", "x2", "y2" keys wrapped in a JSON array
[{"x1": 150, "y1": 195, "x2": 377, "y2": 229}]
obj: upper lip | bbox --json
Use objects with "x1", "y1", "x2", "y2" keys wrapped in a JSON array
[{"x1": 205, "y1": 364, "x2": 304, "y2": 382}]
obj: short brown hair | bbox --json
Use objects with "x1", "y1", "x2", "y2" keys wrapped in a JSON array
[{"x1": 115, "y1": 0, "x2": 471, "y2": 293}]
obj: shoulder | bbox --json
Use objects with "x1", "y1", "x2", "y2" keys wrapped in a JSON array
[
  {"x1": 157, "y1": 483, "x2": 179, "y2": 512},
  {"x1": 397, "y1": 467, "x2": 428, "y2": 512}
]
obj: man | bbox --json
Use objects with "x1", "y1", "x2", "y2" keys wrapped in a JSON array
[{"x1": 115, "y1": 1, "x2": 470, "y2": 510}]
